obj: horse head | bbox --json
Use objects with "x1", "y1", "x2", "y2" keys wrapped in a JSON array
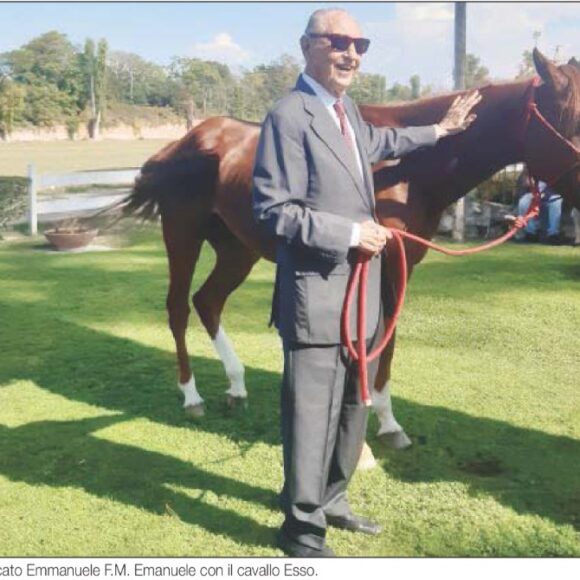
[{"x1": 532, "y1": 49, "x2": 580, "y2": 208}]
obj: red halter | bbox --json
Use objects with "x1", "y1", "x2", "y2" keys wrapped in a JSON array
[{"x1": 522, "y1": 77, "x2": 580, "y2": 186}]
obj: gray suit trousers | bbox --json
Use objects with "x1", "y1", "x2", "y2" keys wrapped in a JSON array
[{"x1": 279, "y1": 322, "x2": 382, "y2": 550}]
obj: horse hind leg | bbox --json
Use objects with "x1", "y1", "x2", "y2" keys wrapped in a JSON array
[
  {"x1": 371, "y1": 332, "x2": 412, "y2": 449},
  {"x1": 162, "y1": 209, "x2": 206, "y2": 418},
  {"x1": 371, "y1": 264, "x2": 412, "y2": 449},
  {"x1": 193, "y1": 216, "x2": 259, "y2": 407}
]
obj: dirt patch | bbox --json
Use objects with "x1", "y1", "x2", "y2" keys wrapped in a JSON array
[{"x1": 458, "y1": 454, "x2": 505, "y2": 477}]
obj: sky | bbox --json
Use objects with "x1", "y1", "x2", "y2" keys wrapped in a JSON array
[{"x1": 0, "y1": 1, "x2": 579, "y2": 90}]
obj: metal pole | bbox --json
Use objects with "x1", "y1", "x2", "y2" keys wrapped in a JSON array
[
  {"x1": 453, "y1": 2, "x2": 467, "y2": 242},
  {"x1": 454, "y1": 2, "x2": 466, "y2": 92},
  {"x1": 27, "y1": 163, "x2": 37, "y2": 235}
]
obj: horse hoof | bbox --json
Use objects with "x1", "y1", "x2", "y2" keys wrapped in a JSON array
[
  {"x1": 226, "y1": 395, "x2": 248, "y2": 410},
  {"x1": 185, "y1": 404, "x2": 205, "y2": 418},
  {"x1": 379, "y1": 430, "x2": 412, "y2": 450},
  {"x1": 357, "y1": 442, "x2": 378, "y2": 471}
]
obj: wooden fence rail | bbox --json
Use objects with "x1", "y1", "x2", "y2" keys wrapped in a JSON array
[{"x1": 27, "y1": 164, "x2": 140, "y2": 234}]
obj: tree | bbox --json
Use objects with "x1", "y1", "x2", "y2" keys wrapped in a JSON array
[
  {"x1": 169, "y1": 57, "x2": 235, "y2": 117},
  {"x1": 0, "y1": 76, "x2": 25, "y2": 140},
  {"x1": 517, "y1": 49, "x2": 535, "y2": 79},
  {"x1": 410, "y1": 75, "x2": 421, "y2": 100},
  {"x1": 23, "y1": 81, "x2": 74, "y2": 127},
  {"x1": 81, "y1": 38, "x2": 108, "y2": 139},
  {"x1": 386, "y1": 82, "x2": 412, "y2": 102},
  {"x1": 3, "y1": 31, "x2": 81, "y2": 92},
  {"x1": 1, "y1": 31, "x2": 84, "y2": 129},
  {"x1": 237, "y1": 55, "x2": 301, "y2": 120},
  {"x1": 252, "y1": 55, "x2": 301, "y2": 106},
  {"x1": 464, "y1": 53, "x2": 489, "y2": 89},
  {"x1": 348, "y1": 72, "x2": 387, "y2": 105},
  {"x1": 108, "y1": 51, "x2": 171, "y2": 106}
]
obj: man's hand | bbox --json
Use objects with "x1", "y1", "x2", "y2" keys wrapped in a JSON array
[
  {"x1": 435, "y1": 90, "x2": 482, "y2": 138},
  {"x1": 358, "y1": 220, "x2": 392, "y2": 256}
]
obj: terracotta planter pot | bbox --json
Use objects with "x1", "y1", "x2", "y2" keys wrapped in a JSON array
[{"x1": 44, "y1": 228, "x2": 99, "y2": 251}]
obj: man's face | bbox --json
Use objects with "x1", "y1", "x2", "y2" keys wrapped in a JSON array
[{"x1": 302, "y1": 12, "x2": 364, "y2": 97}]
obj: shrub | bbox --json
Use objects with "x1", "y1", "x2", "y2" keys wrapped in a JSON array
[{"x1": 0, "y1": 176, "x2": 28, "y2": 234}]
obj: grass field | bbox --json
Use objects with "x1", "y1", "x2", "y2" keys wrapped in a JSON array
[
  {"x1": 0, "y1": 139, "x2": 173, "y2": 176},
  {"x1": 0, "y1": 226, "x2": 578, "y2": 556}
]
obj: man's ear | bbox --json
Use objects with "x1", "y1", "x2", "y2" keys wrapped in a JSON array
[{"x1": 300, "y1": 35, "x2": 309, "y2": 57}]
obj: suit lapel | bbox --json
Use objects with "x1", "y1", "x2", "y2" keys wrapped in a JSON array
[
  {"x1": 344, "y1": 97, "x2": 376, "y2": 212},
  {"x1": 295, "y1": 76, "x2": 371, "y2": 210}
]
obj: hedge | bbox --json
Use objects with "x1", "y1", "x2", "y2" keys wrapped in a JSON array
[{"x1": 0, "y1": 177, "x2": 28, "y2": 232}]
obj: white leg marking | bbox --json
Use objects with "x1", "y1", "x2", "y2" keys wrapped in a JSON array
[
  {"x1": 357, "y1": 441, "x2": 378, "y2": 471},
  {"x1": 178, "y1": 375, "x2": 204, "y2": 408},
  {"x1": 212, "y1": 325, "x2": 247, "y2": 398},
  {"x1": 371, "y1": 381, "x2": 403, "y2": 435}
]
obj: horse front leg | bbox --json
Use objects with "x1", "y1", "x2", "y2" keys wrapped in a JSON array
[{"x1": 371, "y1": 330, "x2": 412, "y2": 449}]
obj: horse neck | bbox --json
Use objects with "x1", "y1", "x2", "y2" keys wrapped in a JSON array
[
  {"x1": 365, "y1": 80, "x2": 535, "y2": 209},
  {"x1": 361, "y1": 79, "x2": 532, "y2": 132}
]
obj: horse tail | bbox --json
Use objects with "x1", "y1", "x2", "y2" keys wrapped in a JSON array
[{"x1": 122, "y1": 138, "x2": 220, "y2": 222}]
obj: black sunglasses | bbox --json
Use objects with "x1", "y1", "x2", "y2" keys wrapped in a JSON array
[{"x1": 307, "y1": 33, "x2": 371, "y2": 55}]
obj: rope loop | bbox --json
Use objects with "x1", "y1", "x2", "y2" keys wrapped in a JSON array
[{"x1": 342, "y1": 176, "x2": 542, "y2": 406}]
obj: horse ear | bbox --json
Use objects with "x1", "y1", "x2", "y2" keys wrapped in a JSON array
[
  {"x1": 568, "y1": 57, "x2": 580, "y2": 70},
  {"x1": 533, "y1": 47, "x2": 568, "y2": 92}
]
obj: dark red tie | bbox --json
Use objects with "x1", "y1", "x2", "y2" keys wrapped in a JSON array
[{"x1": 333, "y1": 99, "x2": 355, "y2": 151}]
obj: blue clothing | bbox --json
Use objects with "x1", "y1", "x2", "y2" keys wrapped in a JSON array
[{"x1": 516, "y1": 182, "x2": 562, "y2": 238}]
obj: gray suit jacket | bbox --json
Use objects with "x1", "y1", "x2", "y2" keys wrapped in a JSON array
[{"x1": 252, "y1": 75, "x2": 437, "y2": 345}]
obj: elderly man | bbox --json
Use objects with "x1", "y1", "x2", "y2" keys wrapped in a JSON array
[{"x1": 252, "y1": 8, "x2": 480, "y2": 557}]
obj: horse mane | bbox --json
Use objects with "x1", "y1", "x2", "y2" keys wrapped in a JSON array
[{"x1": 555, "y1": 63, "x2": 580, "y2": 139}]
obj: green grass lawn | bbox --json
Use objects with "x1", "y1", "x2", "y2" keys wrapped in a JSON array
[
  {"x1": 0, "y1": 139, "x2": 173, "y2": 176},
  {"x1": 0, "y1": 227, "x2": 578, "y2": 556}
]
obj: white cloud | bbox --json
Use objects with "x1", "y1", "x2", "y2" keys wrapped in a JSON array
[
  {"x1": 396, "y1": 3, "x2": 453, "y2": 22},
  {"x1": 362, "y1": 3, "x2": 455, "y2": 89},
  {"x1": 191, "y1": 32, "x2": 250, "y2": 65},
  {"x1": 469, "y1": 3, "x2": 580, "y2": 80},
  {"x1": 359, "y1": 2, "x2": 580, "y2": 91}
]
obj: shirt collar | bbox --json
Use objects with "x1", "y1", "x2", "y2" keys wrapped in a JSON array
[{"x1": 301, "y1": 73, "x2": 341, "y2": 108}]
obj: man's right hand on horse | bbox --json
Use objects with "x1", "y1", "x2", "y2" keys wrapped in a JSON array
[
  {"x1": 358, "y1": 220, "x2": 392, "y2": 256},
  {"x1": 435, "y1": 90, "x2": 482, "y2": 137}
]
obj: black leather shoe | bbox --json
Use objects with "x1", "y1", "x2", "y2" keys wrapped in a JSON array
[
  {"x1": 326, "y1": 513, "x2": 382, "y2": 535},
  {"x1": 276, "y1": 531, "x2": 335, "y2": 558}
]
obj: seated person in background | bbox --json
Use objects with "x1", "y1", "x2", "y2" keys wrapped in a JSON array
[{"x1": 515, "y1": 180, "x2": 563, "y2": 245}]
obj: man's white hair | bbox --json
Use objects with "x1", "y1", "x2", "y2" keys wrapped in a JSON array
[{"x1": 304, "y1": 8, "x2": 353, "y2": 35}]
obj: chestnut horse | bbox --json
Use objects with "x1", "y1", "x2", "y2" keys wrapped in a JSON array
[{"x1": 124, "y1": 49, "x2": 580, "y2": 453}]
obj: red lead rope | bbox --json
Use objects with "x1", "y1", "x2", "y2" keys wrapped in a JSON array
[{"x1": 341, "y1": 179, "x2": 542, "y2": 407}]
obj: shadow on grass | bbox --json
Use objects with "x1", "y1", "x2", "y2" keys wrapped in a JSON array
[
  {"x1": 0, "y1": 238, "x2": 578, "y2": 544},
  {"x1": 0, "y1": 301, "x2": 282, "y2": 446},
  {"x1": 0, "y1": 415, "x2": 277, "y2": 551},
  {"x1": 368, "y1": 401, "x2": 579, "y2": 531},
  {"x1": 1, "y1": 300, "x2": 578, "y2": 535},
  {"x1": 559, "y1": 261, "x2": 580, "y2": 282}
]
